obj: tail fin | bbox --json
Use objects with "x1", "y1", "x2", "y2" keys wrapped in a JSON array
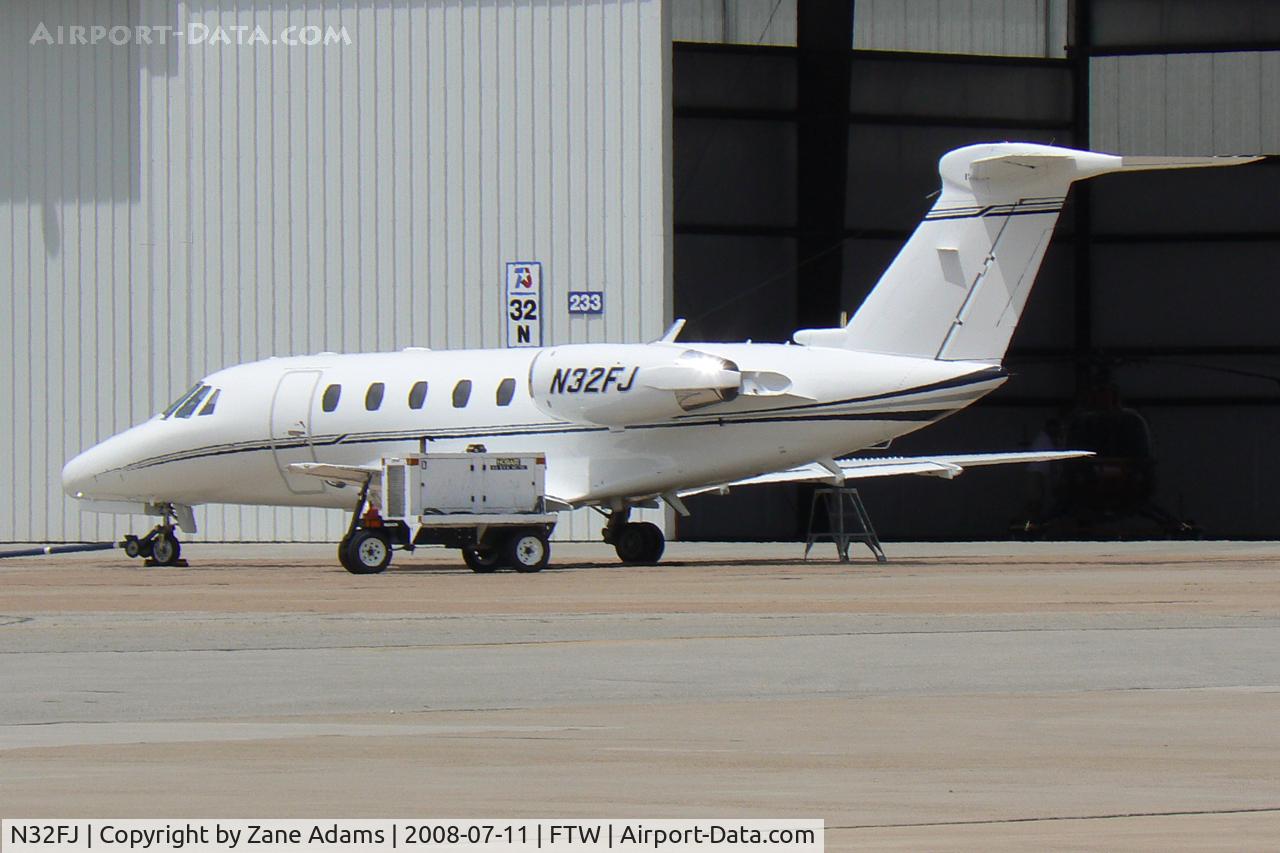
[{"x1": 793, "y1": 143, "x2": 1259, "y2": 362}]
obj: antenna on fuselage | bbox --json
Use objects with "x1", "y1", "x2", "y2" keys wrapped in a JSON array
[{"x1": 656, "y1": 318, "x2": 686, "y2": 343}]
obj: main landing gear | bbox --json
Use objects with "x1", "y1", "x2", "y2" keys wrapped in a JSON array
[
  {"x1": 602, "y1": 507, "x2": 665, "y2": 565},
  {"x1": 121, "y1": 506, "x2": 186, "y2": 567}
]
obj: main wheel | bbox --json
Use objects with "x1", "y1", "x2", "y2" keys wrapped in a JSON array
[
  {"x1": 614, "y1": 522, "x2": 663, "y2": 564},
  {"x1": 506, "y1": 530, "x2": 550, "y2": 573},
  {"x1": 150, "y1": 532, "x2": 182, "y2": 566},
  {"x1": 462, "y1": 546, "x2": 503, "y2": 573},
  {"x1": 344, "y1": 530, "x2": 392, "y2": 574},
  {"x1": 633, "y1": 521, "x2": 665, "y2": 564}
]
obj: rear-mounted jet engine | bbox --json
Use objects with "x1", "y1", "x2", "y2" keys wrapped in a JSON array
[{"x1": 529, "y1": 343, "x2": 742, "y2": 426}]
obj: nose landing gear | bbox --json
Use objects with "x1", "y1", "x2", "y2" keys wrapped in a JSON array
[{"x1": 121, "y1": 512, "x2": 186, "y2": 567}]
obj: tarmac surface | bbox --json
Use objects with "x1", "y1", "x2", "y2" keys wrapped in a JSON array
[{"x1": 2, "y1": 540, "x2": 1279, "y2": 850}]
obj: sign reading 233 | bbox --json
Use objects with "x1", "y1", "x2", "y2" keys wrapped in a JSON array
[{"x1": 567, "y1": 291, "x2": 604, "y2": 315}]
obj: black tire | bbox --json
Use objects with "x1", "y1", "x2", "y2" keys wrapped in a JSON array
[
  {"x1": 634, "y1": 521, "x2": 665, "y2": 564},
  {"x1": 344, "y1": 530, "x2": 392, "y2": 574},
  {"x1": 150, "y1": 532, "x2": 181, "y2": 566},
  {"x1": 123, "y1": 537, "x2": 142, "y2": 559},
  {"x1": 613, "y1": 522, "x2": 649, "y2": 564},
  {"x1": 462, "y1": 546, "x2": 503, "y2": 573},
  {"x1": 506, "y1": 530, "x2": 550, "y2": 573},
  {"x1": 337, "y1": 537, "x2": 355, "y2": 572}
]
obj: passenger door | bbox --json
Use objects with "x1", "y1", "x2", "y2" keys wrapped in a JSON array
[{"x1": 270, "y1": 370, "x2": 325, "y2": 495}]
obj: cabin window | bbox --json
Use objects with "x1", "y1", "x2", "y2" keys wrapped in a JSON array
[
  {"x1": 408, "y1": 381, "x2": 428, "y2": 410},
  {"x1": 452, "y1": 379, "x2": 472, "y2": 408},
  {"x1": 496, "y1": 377, "x2": 516, "y2": 406},
  {"x1": 162, "y1": 383, "x2": 202, "y2": 418},
  {"x1": 197, "y1": 388, "x2": 220, "y2": 416},
  {"x1": 322, "y1": 384, "x2": 341, "y2": 412},
  {"x1": 365, "y1": 382, "x2": 385, "y2": 411},
  {"x1": 174, "y1": 385, "x2": 211, "y2": 419}
]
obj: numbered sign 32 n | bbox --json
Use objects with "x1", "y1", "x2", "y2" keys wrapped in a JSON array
[{"x1": 505, "y1": 261, "x2": 543, "y2": 347}]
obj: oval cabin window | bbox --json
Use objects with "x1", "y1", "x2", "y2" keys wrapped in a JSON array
[
  {"x1": 452, "y1": 380, "x2": 472, "y2": 408},
  {"x1": 365, "y1": 382, "x2": 385, "y2": 411},
  {"x1": 408, "y1": 381, "x2": 428, "y2": 410},
  {"x1": 322, "y1": 384, "x2": 341, "y2": 412}
]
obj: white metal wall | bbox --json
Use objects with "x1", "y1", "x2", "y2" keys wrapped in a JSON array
[
  {"x1": 0, "y1": 0, "x2": 671, "y2": 543},
  {"x1": 1091, "y1": 52, "x2": 1280, "y2": 155}
]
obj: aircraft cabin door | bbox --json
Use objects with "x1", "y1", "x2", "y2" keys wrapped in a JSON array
[{"x1": 270, "y1": 370, "x2": 325, "y2": 495}]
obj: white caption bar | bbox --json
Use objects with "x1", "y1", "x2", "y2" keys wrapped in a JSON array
[{"x1": 3, "y1": 820, "x2": 823, "y2": 853}]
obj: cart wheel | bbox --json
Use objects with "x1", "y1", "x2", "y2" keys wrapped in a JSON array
[
  {"x1": 344, "y1": 530, "x2": 391, "y2": 574},
  {"x1": 462, "y1": 546, "x2": 503, "y2": 573},
  {"x1": 506, "y1": 530, "x2": 550, "y2": 573},
  {"x1": 337, "y1": 536, "x2": 356, "y2": 572}
]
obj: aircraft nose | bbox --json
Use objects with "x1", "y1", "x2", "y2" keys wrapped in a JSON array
[{"x1": 62, "y1": 446, "x2": 103, "y2": 498}]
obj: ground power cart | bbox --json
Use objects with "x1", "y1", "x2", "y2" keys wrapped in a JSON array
[{"x1": 338, "y1": 453, "x2": 558, "y2": 574}]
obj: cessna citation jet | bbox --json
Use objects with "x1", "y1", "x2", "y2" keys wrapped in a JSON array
[{"x1": 62, "y1": 143, "x2": 1257, "y2": 573}]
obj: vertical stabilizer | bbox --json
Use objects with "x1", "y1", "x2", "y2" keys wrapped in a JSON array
[{"x1": 793, "y1": 143, "x2": 1259, "y2": 362}]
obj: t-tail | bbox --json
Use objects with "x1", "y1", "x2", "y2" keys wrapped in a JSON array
[{"x1": 794, "y1": 143, "x2": 1259, "y2": 363}]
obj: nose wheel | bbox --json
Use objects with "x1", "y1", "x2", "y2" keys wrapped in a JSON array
[{"x1": 121, "y1": 523, "x2": 185, "y2": 567}]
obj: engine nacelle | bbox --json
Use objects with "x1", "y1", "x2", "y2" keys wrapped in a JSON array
[{"x1": 530, "y1": 344, "x2": 741, "y2": 426}]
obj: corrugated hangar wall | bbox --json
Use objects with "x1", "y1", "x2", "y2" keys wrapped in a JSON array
[{"x1": 0, "y1": 0, "x2": 670, "y2": 543}]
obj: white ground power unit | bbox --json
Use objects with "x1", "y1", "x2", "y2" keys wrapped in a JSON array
[
  {"x1": 380, "y1": 453, "x2": 546, "y2": 517},
  {"x1": 338, "y1": 453, "x2": 558, "y2": 576}
]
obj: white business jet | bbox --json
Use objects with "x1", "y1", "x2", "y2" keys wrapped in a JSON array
[{"x1": 62, "y1": 143, "x2": 1257, "y2": 572}]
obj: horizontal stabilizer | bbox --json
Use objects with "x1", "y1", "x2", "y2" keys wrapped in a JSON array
[
  {"x1": 794, "y1": 143, "x2": 1261, "y2": 363},
  {"x1": 679, "y1": 450, "x2": 1092, "y2": 497}
]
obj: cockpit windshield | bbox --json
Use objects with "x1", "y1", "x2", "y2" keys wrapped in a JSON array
[
  {"x1": 174, "y1": 386, "x2": 212, "y2": 418},
  {"x1": 162, "y1": 383, "x2": 219, "y2": 419},
  {"x1": 162, "y1": 384, "x2": 203, "y2": 418}
]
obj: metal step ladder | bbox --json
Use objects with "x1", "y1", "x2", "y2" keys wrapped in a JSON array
[{"x1": 804, "y1": 487, "x2": 887, "y2": 563}]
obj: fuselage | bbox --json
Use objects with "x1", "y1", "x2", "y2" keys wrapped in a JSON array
[{"x1": 62, "y1": 341, "x2": 1007, "y2": 512}]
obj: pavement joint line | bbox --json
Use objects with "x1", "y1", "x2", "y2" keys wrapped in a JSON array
[
  {"x1": 4, "y1": 622, "x2": 1279, "y2": 657},
  {"x1": 839, "y1": 805, "x2": 1280, "y2": 829}
]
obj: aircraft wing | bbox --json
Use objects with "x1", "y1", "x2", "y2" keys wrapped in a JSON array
[
  {"x1": 678, "y1": 450, "x2": 1092, "y2": 497},
  {"x1": 288, "y1": 462, "x2": 380, "y2": 485}
]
